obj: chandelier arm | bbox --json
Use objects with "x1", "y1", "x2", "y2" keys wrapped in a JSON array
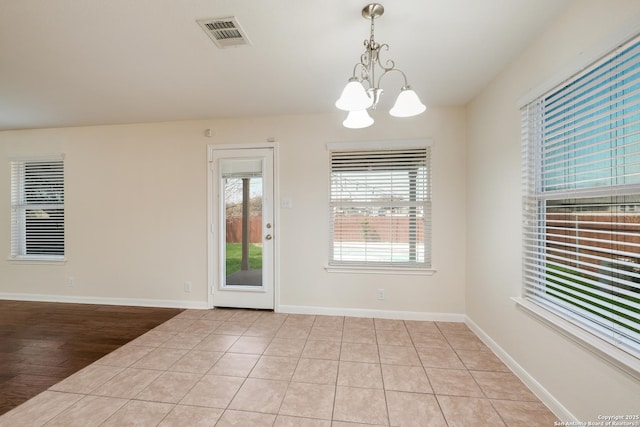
[
  {"x1": 360, "y1": 49, "x2": 372, "y2": 75},
  {"x1": 375, "y1": 44, "x2": 396, "y2": 72},
  {"x1": 350, "y1": 63, "x2": 372, "y2": 89},
  {"x1": 375, "y1": 68, "x2": 409, "y2": 92}
]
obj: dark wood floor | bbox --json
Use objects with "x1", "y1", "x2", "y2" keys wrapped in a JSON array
[{"x1": 0, "y1": 300, "x2": 182, "y2": 415}]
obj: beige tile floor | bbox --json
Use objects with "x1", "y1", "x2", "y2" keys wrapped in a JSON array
[{"x1": 0, "y1": 309, "x2": 559, "y2": 426}]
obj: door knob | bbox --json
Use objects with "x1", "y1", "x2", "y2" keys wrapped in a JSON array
[{"x1": 265, "y1": 234, "x2": 272, "y2": 240}]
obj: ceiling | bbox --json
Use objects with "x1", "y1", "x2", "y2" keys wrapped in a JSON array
[{"x1": 0, "y1": 0, "x2": 568, "y2": 131}]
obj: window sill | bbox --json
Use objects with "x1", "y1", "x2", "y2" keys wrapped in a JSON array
[
  {"x1": 8, "y1": 256, "x2": 66, "y2": 265},
  {"x1": 325, "y1": 264, "x2": 436, "y2": 275},
  {"x1": 512, "y1": 297, "x2": 640, "y2": 381}
]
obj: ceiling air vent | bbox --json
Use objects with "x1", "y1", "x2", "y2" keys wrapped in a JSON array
[{"x1": 197, "y1": 17, "x2": 251, "y2": 48}]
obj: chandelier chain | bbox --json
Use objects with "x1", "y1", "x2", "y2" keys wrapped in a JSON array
[{"x1": 369, "y1": 15, "x2": 377, "y2": 50}]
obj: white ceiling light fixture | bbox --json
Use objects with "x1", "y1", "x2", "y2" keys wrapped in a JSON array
[
  {"x1": 343, "y1": 110, "x2": 375, "y2": 129},
  {"x1": 336, "y1": 3, "x2": 426, "y2": 128}
]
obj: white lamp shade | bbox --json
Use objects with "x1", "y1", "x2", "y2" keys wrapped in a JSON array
[
  {"x1": 342, "y1": 110, "x2": 374, "y2": 129},
  {"x1": 335, "y1": 79, "x2": 373, "y2": 111},
  {"x1": 389, "y1": 88, "x2": 426, "y2": 117}
]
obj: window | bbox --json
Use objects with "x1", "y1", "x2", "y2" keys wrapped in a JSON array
[
  {"x1": 10, "y1": 158, "x2": 65, "y2": 260},
  {"x1": 522, "y1": 36, "x2": 640, "y2": 359},
  {"x1": 328, "y1": 142, "x2": 431, "y2": 269}
]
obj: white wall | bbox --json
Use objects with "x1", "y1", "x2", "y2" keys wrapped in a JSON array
[
  {"x1": 466, "y1": 0, "x2": 640, "y2": 420},
  {"x1": 11, "y1": 0, "x2": 640, "y2": 419},
  {"x1": 0, "y1": 108, "x2": 467, "y2": 317}
]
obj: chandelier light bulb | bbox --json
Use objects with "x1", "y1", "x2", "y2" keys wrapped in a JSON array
[
  {"x1": 389, "y1": 86, "x2": 427, "y2": 117},
  {"x1": 342, "y1": 109, "x2": 374, "y2": 129},
  {"x1": 335, "y1": 78, "x2": 373, "y2": 111}
]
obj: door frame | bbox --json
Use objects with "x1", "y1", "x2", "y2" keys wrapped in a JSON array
[{"x1": 207, "y1": 142, "x2": 279, "y2": 310}]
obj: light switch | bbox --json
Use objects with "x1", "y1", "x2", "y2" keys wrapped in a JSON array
[{"x1": 281, "y1": 197, "x2": 293, "y2": 209}]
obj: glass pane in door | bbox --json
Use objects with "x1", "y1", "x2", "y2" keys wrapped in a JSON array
[{"x1": 222, "y1": 158, "x2": 263, "y2": 287}]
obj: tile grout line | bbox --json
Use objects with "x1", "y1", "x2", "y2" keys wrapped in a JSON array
[
  {"x1": 377, "y1": 320, "x2": 392, "y2": 427},
  {"x1": 331, "y1": 316, "x2": 345, "y2": 425}
]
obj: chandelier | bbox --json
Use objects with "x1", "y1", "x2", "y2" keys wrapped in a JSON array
[{"x1": 335, "y1": 3, "x2": 426, "y2": 129}]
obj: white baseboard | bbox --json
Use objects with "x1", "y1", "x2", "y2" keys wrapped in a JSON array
[
  {"x1": 278, "y1": 304, "x2": 465, "y2": 322},
  {"x1": 465, "y1": 316, "x2": 576, "y2": 422},
  {"x1": 0, "y1": 292, "x2": 208, "y2": 310},
  {"x1": 0, "y1": 296, "x2": 463, "y2": 319}
]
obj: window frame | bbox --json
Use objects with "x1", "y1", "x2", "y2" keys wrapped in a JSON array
[
  {"x1": 519, "y1": 34, "x2": 640, "y2": 377},
  {"x1": 9, "y1": 156, "x2": 66, "y2": 262},
  {"x1": 326, "y1": 139, "x2": 434, "y2": 275}
]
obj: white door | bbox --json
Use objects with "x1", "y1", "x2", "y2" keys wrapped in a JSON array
[{"x1": 209, "y1": 147, "x2": 275, "y2": 309}]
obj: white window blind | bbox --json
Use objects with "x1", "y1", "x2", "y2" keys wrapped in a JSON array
[
  {"x1": 10, "y1": 159, "x2": 65, "y2": 259},
  {"x1": 522, "y1": 36, "x2": 640, "y2": 358},
  {"x1": 329, "y1": 147, "x2": 431, "y2": 267}
]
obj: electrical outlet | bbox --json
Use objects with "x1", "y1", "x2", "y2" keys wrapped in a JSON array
[
  {"x1": 68, "y1": 276, "x2": 74, "y2": 287},
  {"x1": 184, "y1": 281, "x2": 192, "y2": 293},
  {"x1": 377, "y1": 288, "x2": 385, "y2": 300}
]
